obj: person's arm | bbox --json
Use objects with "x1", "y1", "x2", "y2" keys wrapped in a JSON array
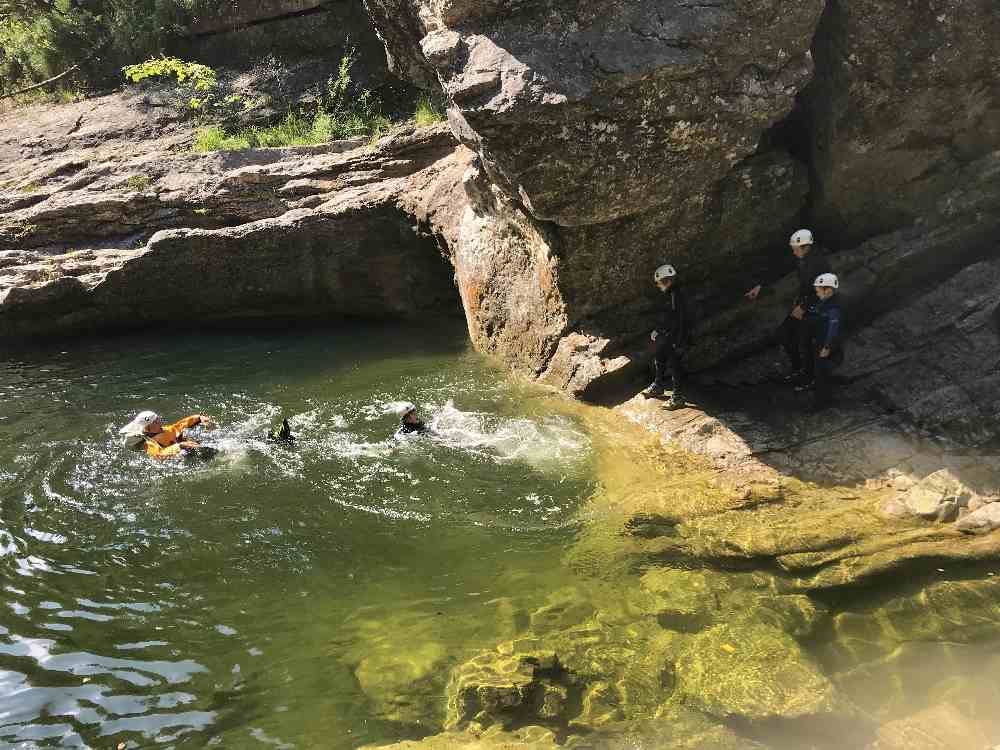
[{"x1": 171, "y1": 415, "x2": 203, "y2": 432}]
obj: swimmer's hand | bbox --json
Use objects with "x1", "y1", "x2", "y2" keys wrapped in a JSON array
[{"x1": 179, "y1": 440, "x2": 200, "y2": 451}]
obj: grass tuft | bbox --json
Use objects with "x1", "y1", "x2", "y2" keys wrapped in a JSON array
[{"x1": 414, "y1": 96, "x2": 446, "y2": 127}]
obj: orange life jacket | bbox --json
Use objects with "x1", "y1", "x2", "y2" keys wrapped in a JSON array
[{"x1": 142, "y1": 415, "x2": 202, "y2": 459}]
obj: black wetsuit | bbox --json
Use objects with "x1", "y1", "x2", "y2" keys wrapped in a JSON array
[
  {"x1": 652, "y1": 284, "x2": 693, "y2": 396},
  {"x1": 777, "y1": 249, "x2": 832, "y2": 378},
  {"x1": 398, "y1": 420, "x2": 426, "y2": 434},
  {"x1": 811, "y1": 293, "x2": 845, "y2": 407}
]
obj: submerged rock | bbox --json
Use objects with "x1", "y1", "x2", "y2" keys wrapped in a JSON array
[
  {"x1": 446, "y1": 649, "x2": 579, "y2": 731},
  {"x1": 867, "y1": 702, "x2": 995, "y2": 750},
  {"x1": 355, "y1": 641, "x2": 449, "y2": 725},
  {"x1": 830, "y1": 577, "x2": 1000, "y2": 647},
  {"x1": 359, "y1": 724, "x2": 561, "y2": 750},
  {"x1": 674, "y1": 622, "x2": 840, "y2": 721}
]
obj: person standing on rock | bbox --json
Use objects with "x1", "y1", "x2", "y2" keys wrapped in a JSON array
[
  {"x1": 644, "y1": 264, "x2": 692, "y2": 410},
  {"x1": 807, "y1": 273, "x2": 845, "y2": 411},
  {"x1": 745, "y1": 229, "x2": 832, "y2": 385}
]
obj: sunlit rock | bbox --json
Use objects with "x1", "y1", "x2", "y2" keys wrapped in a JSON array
[{"x1": 674, "y1": 622, "x2": 840, "y2": 720}]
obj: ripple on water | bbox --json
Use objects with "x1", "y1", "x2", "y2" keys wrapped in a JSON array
[{"x1": 0, "y1": 329, "x2": 598, "y2": 749}]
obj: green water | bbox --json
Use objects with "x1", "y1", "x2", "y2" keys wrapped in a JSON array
[
  {"x1": 0, "y1": 324, "x2": 595, "y2": 749},
  {"x1": 4, "y1": 324, "x2": 1000, "y2": 750}
]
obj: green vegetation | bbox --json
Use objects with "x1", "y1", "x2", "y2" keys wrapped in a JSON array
[
  {"x1": 122, "y1": 56, "x2": 216, "y2": 90},
  {"x1": 0, "y1": 1, "x2": 217, "y2": 97},
  {"x1": 119, "y1": 174, "x2": 152, "y2": 192},
  {"x1": 192, "y1": 53, "x2": 393, "y2": 152},
  {"x1": 414, "y1": 96, "x2": 446, "y2": 126}
]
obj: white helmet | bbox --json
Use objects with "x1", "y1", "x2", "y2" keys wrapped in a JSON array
[
  {"x1": 653, "y1": 264, "x2": 676, "y2": 283},
  {"x1": 395, "y1": 402, "x2": 417, "y2": 417},
  {"x1": 119, "y1": 410, "x2": 158, "y2": 435},
  {"x1": 790, "y1": 229, "x2": 814, "y2": 247},
  {"x1": 814, "y1": 273, "x2": 839, "y2": 289}
]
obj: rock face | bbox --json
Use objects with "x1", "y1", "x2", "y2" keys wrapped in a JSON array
[
  {"x1": 358, "y1": 0, "x2": 1000, "y2": 448},
  {"x1": 802, "y1": 0, "x2": 1000, "y2": 246},
  {"x1": 365, "y1": 0, "x2": 821, "y2": 227},
  {"x1": 0, "y1": 123, "x2": 472, "y2": 337},
  {"x1": 3, "y1": 0, "x2": 999, "y2": 453}
]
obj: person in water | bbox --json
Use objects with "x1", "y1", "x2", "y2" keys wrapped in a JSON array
[
  {"x1": 268, "y1": 417, "x2": 295, "y2": 443},
  {"x1": 396, "y1": 402, "x2": 427, "y2": 434},
  {"x1": 120, "y1": 410, "x2": 216, "y2": 459}
]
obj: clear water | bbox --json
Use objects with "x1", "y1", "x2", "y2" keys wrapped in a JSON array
[
  {"x1": 3, "y1": 323, "x2": 1000, "y2": 750},
  {"x1": 0, "y1": 324, "x2": 595, "y2": 749}
]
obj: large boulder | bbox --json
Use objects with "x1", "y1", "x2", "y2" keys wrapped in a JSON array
[
  {"x1": 956, "y1": 503, "x2": 1000, "y2": 536},
  {"x1": 364, "y1": 0, "x2": 822, "y2": 227},
  {"x1": 899, "y1": 469, "x2": 974, "y2": 522}
]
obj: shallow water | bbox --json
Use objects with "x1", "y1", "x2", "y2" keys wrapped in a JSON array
[{"x1": 0, "y1": 324, "x2": 596, "y2": 749}]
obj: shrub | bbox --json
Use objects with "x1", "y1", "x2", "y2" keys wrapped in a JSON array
[
  {"x1": 191, "y1": 52, "x2": 397, "y2": 152},
  {"x1": 123, "y1": 57, "x2": 217, "y2": 91},
  {"x1": 414, "y1": 96, "x2": 446, "y2": 126}
]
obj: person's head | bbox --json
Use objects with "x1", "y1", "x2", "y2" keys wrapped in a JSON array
[
  {"x1": 653, "y1": 263, "x2": 676, "y2": 292},
  {"x1": 120, "y1": 410, "x2": 161, "y2": 436},
  {"x1": 814, "y1": 273, "x2": 839, "y2": 300},
  {"x1": 398, "y1": 402, "x2": 419, "y2": 423},
  {"x1": 790, "y1": 229, "x2": 814, "y2": 259}
]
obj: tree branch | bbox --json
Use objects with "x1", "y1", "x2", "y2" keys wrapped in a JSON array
[{"x1": 0, "y1": 40, "x2": 106, "y2": 100}]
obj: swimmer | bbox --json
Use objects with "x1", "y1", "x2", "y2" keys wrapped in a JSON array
[
  {"x1": 396, "y1": 402, "x2": 427, "y2": 435},
  {"x1": 120, "y1": 410, "x2": 217, "y2": 459},
  {"x1": 268, "y1": 417, "x2": 295, "y2": 443}
]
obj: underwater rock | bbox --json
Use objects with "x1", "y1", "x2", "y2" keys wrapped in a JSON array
[
  {"x1": 674, "y1": 622, "x2": 839, "y2": 721},
  {"x1": 564, "y1": 709, "x2": 771, "y2": 750},
  {"x1": 639, "y1": 568, "x2": 731, "y2": 632},
  {"x1": 529, "y1": 588, "x2": 597, "y2": 635},
  {"x1": 446, "y1": 649, "x2": 579, "y2": 731},
  {"x1": 638, "y1": 567, "x2": 826, "y2": 638},
  {"x1": 359, "y1": 724, "x2": 562, "y2": 749},
  {"x1": 867, "y1": 702, "x2": 994, "y2": 750},
  {"x1": 831, "y1": 577, "x2": 1000, "y2": 647},
  {"x1": 355, "y1": 641, "x2": 450, "y2": 725}
]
